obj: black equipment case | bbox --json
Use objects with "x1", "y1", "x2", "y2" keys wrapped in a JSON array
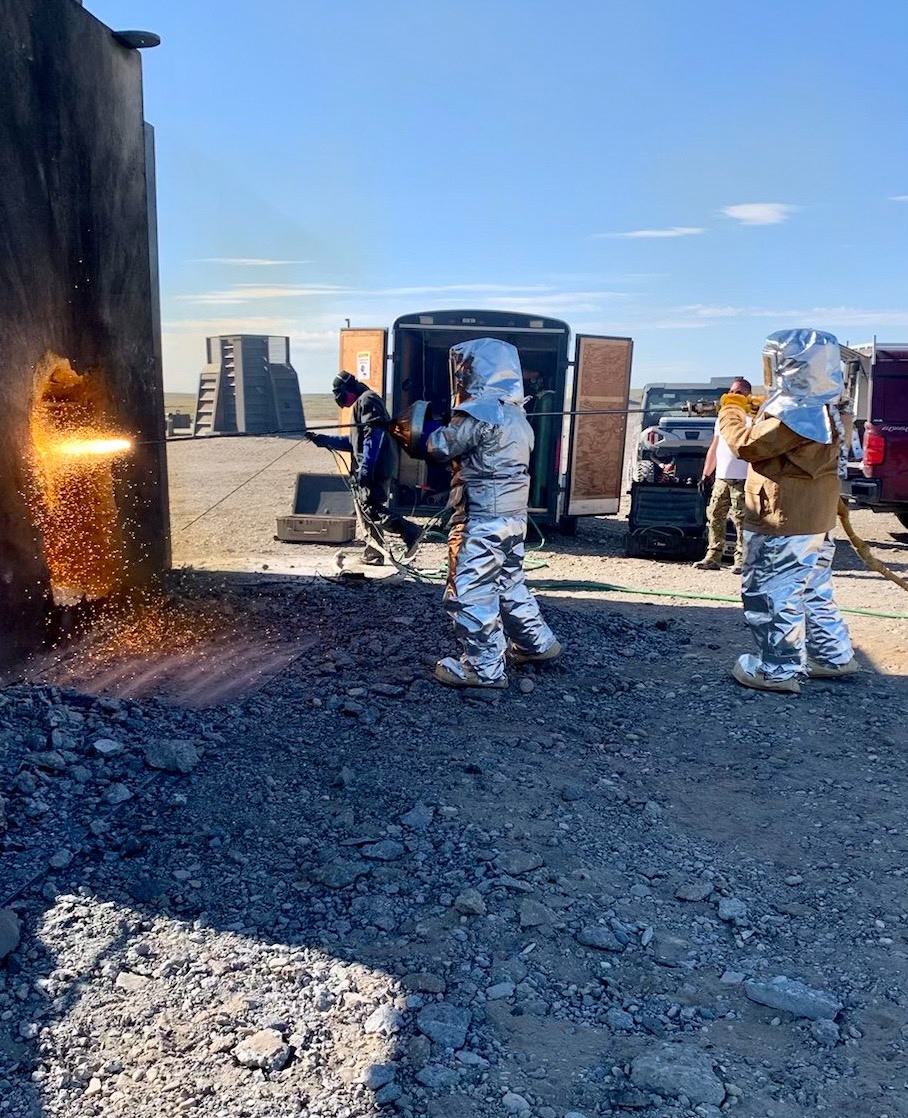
[{"x1": 625, "y1": 481, "x2": 707, "y2": 560}]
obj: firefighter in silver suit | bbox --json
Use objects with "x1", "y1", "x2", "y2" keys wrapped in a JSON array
[
  {"x1": 718, "y1": 328, "x2": 856, "y2": 695},
  {"x1": 423, "y1": 338, "x2": 561, "y2": 688}
]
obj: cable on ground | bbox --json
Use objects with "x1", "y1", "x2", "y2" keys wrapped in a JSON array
[{"x1": 181, "y1": 437, "x2": 306, "y2": 532}]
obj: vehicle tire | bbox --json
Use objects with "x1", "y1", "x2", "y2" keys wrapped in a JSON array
[
  {"x1": 557, "y1": 515, "x2": 578, "y2": 537},
  {"x1": 895, "y1": 512, "x2": 908, "y2": 532},
  {"x1": 633, "y1": 460, "x2": 656, "y2": 483}
]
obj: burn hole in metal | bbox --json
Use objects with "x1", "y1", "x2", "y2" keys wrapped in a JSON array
[{"x1": 29, "y1": 354, "x2": 133, "y2": 606}]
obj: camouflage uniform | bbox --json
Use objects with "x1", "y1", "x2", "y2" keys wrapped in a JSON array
[{"x1": 704, "y1": 478, "x2": 745, "y2": 565}]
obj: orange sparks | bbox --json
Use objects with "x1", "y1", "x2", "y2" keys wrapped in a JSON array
[{"x1": 28, "y1": 355, "x2": 131, "y2": 603}]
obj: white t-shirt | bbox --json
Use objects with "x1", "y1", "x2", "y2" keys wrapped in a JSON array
[{"x1": 714, "y1": 418, "x2": 749, "y2": 481}]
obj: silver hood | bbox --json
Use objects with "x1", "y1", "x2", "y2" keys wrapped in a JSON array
[
  {"x1": 758, "y1": 328, "x2": 844, "y2": 444},
  {"x1": 450, "y1": 338, "x2": 525, "y2": 422}
]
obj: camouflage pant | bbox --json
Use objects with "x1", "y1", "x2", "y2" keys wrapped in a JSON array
[{"x1": 705, "y1": 478, "x2": 746, "y2": 564}]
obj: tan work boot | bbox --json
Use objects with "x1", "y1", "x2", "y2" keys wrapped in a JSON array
[
  {"x1": 433, "y1": 660, "x2": 508, "y2": 689},
  {"x1": 805, "y1": 656, "x2": 859, "y2": 679},
  {"x1": 693, "y1": 558, "x2": 721, "y2": 570},
  {"x1": 732, "y1": 660, "x2": 800, "y2": 694},
  {"x1": 510, "y1": 639, "x2": 563, "y2": 665}
]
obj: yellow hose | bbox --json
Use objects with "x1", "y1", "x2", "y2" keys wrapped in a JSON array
[{"x1": 838, "y1": 498, "x2": 908, "y2": 594}]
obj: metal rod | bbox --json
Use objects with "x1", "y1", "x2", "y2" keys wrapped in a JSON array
[{"x1": 152, "y1": 408, "x2": 642, "y2": 446}]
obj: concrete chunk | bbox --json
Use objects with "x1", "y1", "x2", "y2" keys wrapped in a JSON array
[
  {"x1": 232, "y1": 1028, "x2": 290, "y2": 1072},
  {"x1": 417, "y1": 1003, "x2": 471, "y2": 1049},
  {"x1": 576, "y1": 926, "x2": 624, "y2": 952},
  {"x1": 630, "y1": 1044, "x2": 725, "y2": 1106},
  {"x1": 744, "y1": 975, "x2": 842, "y2": 1021},
  {"x1": 143, "y1": 739, "x2": 201, "y2": 774}
]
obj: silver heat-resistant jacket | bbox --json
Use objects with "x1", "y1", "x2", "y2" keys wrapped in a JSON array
[
  {"x1": 426, "y1": 338, "x2": 556, "y2": 685},
  {"x1": 733, "y1": 327, "x2": 852, "y2": 687},
  {"x1": 425, "y1": 338, "x2": 533, "y2": 519}
]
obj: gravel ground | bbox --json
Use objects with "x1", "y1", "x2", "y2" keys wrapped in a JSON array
[
  {"x1": 167, "y1": 434, "x2": 908, "y2": 674},
  {"x1": 2, "y1": 436, "x2": 908, "y2": 1118}
]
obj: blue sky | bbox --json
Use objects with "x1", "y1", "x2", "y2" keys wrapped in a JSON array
[{"x1": 90, "y1": 0, "x2": 908, "y2": 393}]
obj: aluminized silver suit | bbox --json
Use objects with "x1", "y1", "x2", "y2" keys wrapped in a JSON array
[
  {"x1": 426, "y1": 338, "x2": 557, "y2": 684},
  {"x1": 739, "y1": 531, "x2": 853, "y2": 682},
  {"x1": 736, "y1": 329, "x2": 853, "y2": 685}
]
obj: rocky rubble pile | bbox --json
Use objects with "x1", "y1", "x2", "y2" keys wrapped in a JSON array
[{"x1": 1, "y1": 574, "x2": 907, "y2": 1118}]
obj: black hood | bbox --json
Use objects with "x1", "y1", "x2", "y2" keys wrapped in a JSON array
[{"x1": 332, "y1": 371, "x2": 366, "y2": 406}]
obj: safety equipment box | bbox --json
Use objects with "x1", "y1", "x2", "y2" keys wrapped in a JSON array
[{"x1": 276, "y1": 473, "x2": 357, "y2": 544}]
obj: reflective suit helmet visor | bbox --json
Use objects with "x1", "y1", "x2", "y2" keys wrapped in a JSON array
[
  {"x1": 448, "y1": 346, "x2": 472, "y2": 408},
  {"x1": 759, "y1": 328, "x2": 845, "y2": 443},
  {"x1": 447, "y1": 339, "x2": 524, "y2": 409},
  {"x1": 762, "y1": 353, "x2": 775, "y2": 390}
]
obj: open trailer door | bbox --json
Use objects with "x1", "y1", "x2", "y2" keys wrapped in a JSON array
[
  {"x1": 335, "y1": 328, "x2": 388, "y2": 471},
  {"x1": 339, "y1": 328, "x2": 388, "y2": 397},
  {"x1": 566, "y1": 334, "x2": 633, "y2": 516}
]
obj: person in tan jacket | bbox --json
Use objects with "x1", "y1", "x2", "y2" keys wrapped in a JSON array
[{"x1": 717, "y1": 328, "x2": 856, "y2": 694}]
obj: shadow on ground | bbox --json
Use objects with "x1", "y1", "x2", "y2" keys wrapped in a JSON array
[{"x1": 3, "y1": 569, "x2": 908, "y2": 1118}]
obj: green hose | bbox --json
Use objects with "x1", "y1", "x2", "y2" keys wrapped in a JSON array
[
  {"x1": 525, "y1": 578, "x2": 908, "y2": 620},
  {"x1": 403, "y1": 516, "x2": 908, "y2": 620},
  {"x1": 405, "y1": 566, "x2": 907, "y2": 619}
]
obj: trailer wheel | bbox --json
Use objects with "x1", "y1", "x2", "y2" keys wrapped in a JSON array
[{"x1": 557, "y1": 516, "x2": 578, "y2": 537}]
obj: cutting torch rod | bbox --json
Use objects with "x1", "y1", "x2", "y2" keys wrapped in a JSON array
[{"x1": 152, "y1": 408, "x2": 639, "y2": 445}]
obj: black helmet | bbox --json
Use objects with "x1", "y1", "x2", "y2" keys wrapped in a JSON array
[{"x1": 332, "y1": 370, "x2": 360, "y2": 407}]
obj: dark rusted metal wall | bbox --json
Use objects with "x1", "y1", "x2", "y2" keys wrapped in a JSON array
[{"x1": 0, "y1": 0, "x2": 169, "y2": 666}]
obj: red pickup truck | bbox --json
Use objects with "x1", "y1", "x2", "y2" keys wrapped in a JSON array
[{"x1": 841, "y1": 342, "x2": 908, "y2": 530}]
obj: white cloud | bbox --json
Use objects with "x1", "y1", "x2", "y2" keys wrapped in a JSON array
[
  {"x1": 177, "y1": 284, "x2": 348, "y2": 305},
  {"x1": 195, "y1": 258, "x2": 316, "y2": 266},
  {"x1": 682, "y1": 304, "x2": 748, "y2": 318},
  {"x1": 175, "y1": 282, "x2": 553, "y2": 307},
  {"x1": 363, "y1": 282, "x2": 555, "y2": 296},
  {"x1": 487, "y1": 291, "x2": 627, "y2": 315},
  {"x1": 173, "y1": 280, "x2": 629, "y2": 311},
  {"x1": 601, "y1": 302, "x2": 908, "y2": 335},
  {"x1": 721, "y1": 203, "x2": 796, "y2": 226},
  {"x1": 593, "y1": 226, "x2": 705, "y2": 239},
  {"x1": 890, "y1": 195, "x2": 908, "y2": 202},
  {"x1": 288, "y1": 330, "x2": 339, "y2": 350},
  {"x1": 788, "y1": 306, "x2": 908, "y2": 325},
  {"x1": 677, "y1": 303, "x2": 908, "y2": 327},
  {"x1": 164, "y1": 316, "x2": 291, "y2": 332}
]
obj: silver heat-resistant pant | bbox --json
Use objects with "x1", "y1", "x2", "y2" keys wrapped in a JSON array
[
  {"x1": 739, "y1": 531, "x2": 853, "y2": 681},
  {"x1": 440, "y1": 514, "x2": 557, "y2": 683}
]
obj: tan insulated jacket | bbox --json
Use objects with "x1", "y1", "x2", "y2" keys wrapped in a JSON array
[{"x1": 718, "y1": 406, "x2": 843, "y2": 536}]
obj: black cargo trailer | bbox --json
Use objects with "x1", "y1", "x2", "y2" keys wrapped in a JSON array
[{"x1": 338, "y1": 310, "x2": 633, "y2": 531}]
